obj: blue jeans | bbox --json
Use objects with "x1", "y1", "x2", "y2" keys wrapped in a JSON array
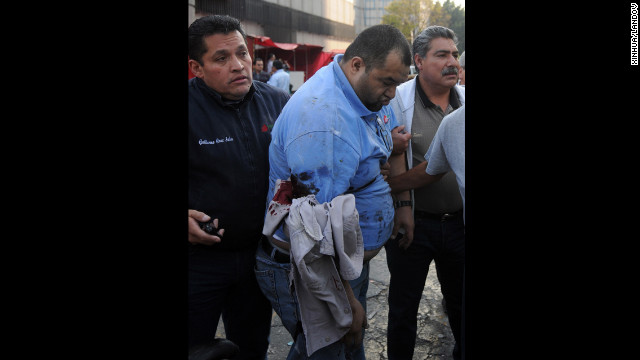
[
  {"x1": 461, "y1": 266, "x2": 466, "y2": 360},
  {"x1": 385, "y1": 214, "x2": 465, "y2": 360},
  {"x1": 188, "y1": 245, "x2": 272, "y2": 360},
  {"x1": 346, "y1": 261, "x2": 369, "y2": 360},
  {"x1": 255, "y1": 241, "x2": 354, "y2": 359}
]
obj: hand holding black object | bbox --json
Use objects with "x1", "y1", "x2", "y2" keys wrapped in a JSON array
[
  {"x1": 188, "y1": 210, "x2": 225, "y2": 245},
  {"x1": 199, "y1": 219, "x2": 224, "y2": 238}
]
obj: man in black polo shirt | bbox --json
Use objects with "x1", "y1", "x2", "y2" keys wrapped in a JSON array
[
  {"x1": 386, "y1": 25, "x2": 465, "y2": 360},
  {"x1": 187, "y1": 15, "x2": 290, "y2": 359}
]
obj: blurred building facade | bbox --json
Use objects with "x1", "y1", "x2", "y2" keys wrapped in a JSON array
[
  {"x1": 190, "y1": 0, "x2": 356, "y2": 52},
  {"x1": 354, "y1": 0, "x2": 395, "y2": 34}
]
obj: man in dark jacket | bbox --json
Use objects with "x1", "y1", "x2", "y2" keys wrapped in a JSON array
[
  {"x1": 252, "y1": 57, "x2": 271, "y2": 83},
  {"x1": 187, "y1": 15, "x2": 290, "y2": 359}
]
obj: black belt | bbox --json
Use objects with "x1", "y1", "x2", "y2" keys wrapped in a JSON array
[
  {"x1": 260, "y1": 236, "x2": 290, "y2": 263},
  {"x1": 414, "y1": 209, "x2": 463, "y2": 222}
]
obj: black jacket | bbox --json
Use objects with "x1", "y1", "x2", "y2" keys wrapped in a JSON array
[{"x1": 189, "y1": 77, "x2": 290, "y2": 252}]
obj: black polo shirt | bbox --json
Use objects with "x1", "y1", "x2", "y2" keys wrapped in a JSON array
[
  {"x1": 188, "y1": 78, "x2": 290, "y2": 252},
  {"x1": 415, "y1": 76, "x2": 462, "y2": 111}
]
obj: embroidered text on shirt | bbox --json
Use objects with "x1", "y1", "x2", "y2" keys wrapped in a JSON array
[{"x1": 199, "y1": 137, "x2": 234, "y2": 145}]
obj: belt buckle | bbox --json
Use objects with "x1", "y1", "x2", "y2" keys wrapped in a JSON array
[{"x1": 441, "y1": 213, "x2": 453, "y2": 221}]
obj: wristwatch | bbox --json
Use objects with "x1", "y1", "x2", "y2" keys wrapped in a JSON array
[{"x1": 394, "y1": 200, "x2": 412, "y2": 209}]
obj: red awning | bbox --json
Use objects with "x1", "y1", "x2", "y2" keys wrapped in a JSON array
[
  {"x1": 188, "y1": 36, "x2": 331, "y2": 81},
  {"x1": 249, "y1": 35, "x2": 322, "y2": 51}
]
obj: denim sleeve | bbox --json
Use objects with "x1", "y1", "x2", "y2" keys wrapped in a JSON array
[{"x1": 284, "y1": 130, "x2": 359, "y2": 204}]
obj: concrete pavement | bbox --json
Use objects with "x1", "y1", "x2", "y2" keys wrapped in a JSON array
[{"x1": 217, "y1": 247, "x2": 455, "y2": 359}]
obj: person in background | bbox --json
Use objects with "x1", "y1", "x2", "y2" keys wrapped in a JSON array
[
  {"x1": 386, "y1": 25, "x2": 465, "y2": 360},
  {"x1": 458, "y1": 51, "x2": 465, "y2": 86},
  {"x1": 267, "y1": 60, "x2": 291, "y2": 94},
  {"x1": 387, "y1": 104, "x2": 466, "y2": 359},
  {"x1": 252, "y1": 57, "x2": 271, "y2": 83},
  {"x1": 187, "y1": 14, "x2": 290, "y2": 359},
  {"x1": 266, "y1": 53, "x2": 276, "y2": 74},
  {"x1": 422, "y1": 105, "x2": 466, "y2": 360},
  {"x1": 256, "y1": 24, "x2": 414, "y2": 360}
]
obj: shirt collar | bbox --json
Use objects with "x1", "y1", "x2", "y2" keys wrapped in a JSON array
[
  {"x1": 415, "y1": 76, "x2": 461, "y2": 110},
  {"x1": 195, "y1": 76, "x2": 255, "y2": 108},
  {"x1": 332, "y1": 54, "x2": 377, "y2": 120}
]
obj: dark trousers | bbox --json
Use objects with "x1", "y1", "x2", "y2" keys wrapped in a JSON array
[
  {"x1": 461, "y1": 266, "x2": 466, "y2": 360},
  {"x1": 385, "y1": 213, "x2": 465, "y2": 360},
  {"x1": 188, "y1": 246, "x2": 272, "y2": 360}
]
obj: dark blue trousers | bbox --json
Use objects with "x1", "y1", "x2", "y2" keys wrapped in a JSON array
[
  {"x1": 385, "y1": 214, "x2": 465, "y2": 360},
  {"x1": 188, "y1": 246, "x2": 272, "y2": 360}
]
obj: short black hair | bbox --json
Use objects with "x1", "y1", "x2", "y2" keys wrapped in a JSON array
[
  {"x1": 188, "y1": 15, "x2": 247, "y2": 65},
  {"x1": 253, "y1": 57, "x2": 264, "y2": 65},
  {"x1": 273, "y1": 60, "x2": 283, "y2": 70},
  {"x1": 343, "y1": 24, "x2": 411, "y2": 72}
]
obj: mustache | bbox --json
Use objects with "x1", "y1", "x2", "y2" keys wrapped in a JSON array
[{"x1": 441, "y1": 67, "x2": 459, "y2": 76}]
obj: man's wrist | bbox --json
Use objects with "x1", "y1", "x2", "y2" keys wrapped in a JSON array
[{"x1": 394, "y1": 200, "x2": 412, "y2": 209}]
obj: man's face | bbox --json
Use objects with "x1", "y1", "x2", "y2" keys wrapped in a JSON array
[
  {"x1": 189, "y1": 31, "x2": 252, "y2": 101},
  {"x1": 253, "y1": 60, "x2": 264, "y2": 73},
  {"x1": 415, "y1": 37, "x2": 460, "y2": 90},
  {"x1": 353, "y1": 51, "x2": 409, "y2": 112}
]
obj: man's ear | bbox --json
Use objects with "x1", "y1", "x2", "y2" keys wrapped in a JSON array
[
  {"x1": 347, "y1": 56, "x2": 365, "y2": 75},
  {"x1": 188, "y1": 59, "x2": 204, "y2": 78},
  {"x1": 414, "y1": 53, "x2": 423, "y2": 72}
]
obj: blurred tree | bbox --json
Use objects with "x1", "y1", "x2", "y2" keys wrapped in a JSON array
[
  {"x1": 428, "y1": 0, "x2": 451, "y2": 27},
  {"x1": 382, "y1": 0, "x2": 464, "y2": 53},
  {"x1": 382, "y1": 0, "x2": 432, "y2": 45},
  {"x1": 442, "y1": 0, "x2": 465, "y2": 53}
]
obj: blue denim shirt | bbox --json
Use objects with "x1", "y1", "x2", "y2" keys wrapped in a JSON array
[{"x1": 267, "y1": 54, "x2": 397, "y2": 251}]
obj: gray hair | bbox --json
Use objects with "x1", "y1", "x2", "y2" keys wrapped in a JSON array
[
  {"x1": 412, "y1": 25, "x2": 458, "y2": 66},
  {"x1": 459, "y1": 51, "x2": 465, "y2": 69}
]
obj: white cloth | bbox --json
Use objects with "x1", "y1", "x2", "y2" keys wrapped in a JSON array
[
  {"x1": 287, "y1": 194, "x2": 363, "y2": 355},
  {"x1": 262, "y1": 184, "x2": 364, "y2": 356},
  {"x1": 262, "y1": 178, "x2": 293, "y2": 237}
]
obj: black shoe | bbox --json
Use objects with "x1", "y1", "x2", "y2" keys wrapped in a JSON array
[{"x1": 189, "y1": 338, "x2": 239, "y2": 360}]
